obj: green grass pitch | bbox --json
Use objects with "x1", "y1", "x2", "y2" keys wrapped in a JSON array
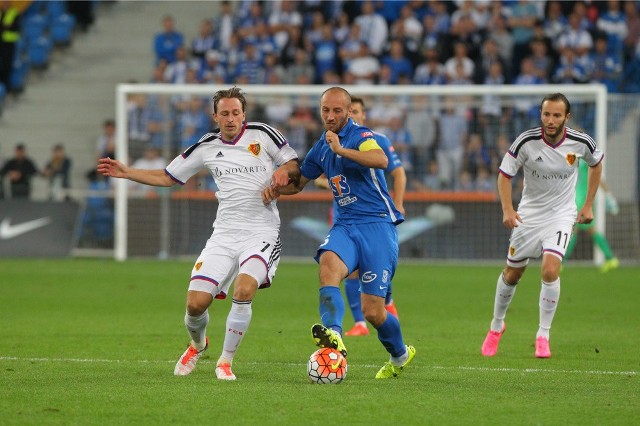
[{"x1": 1, "y1": 259, "x2": 638, "y2": 425}]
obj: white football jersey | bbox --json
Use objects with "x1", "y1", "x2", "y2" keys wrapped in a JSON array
[
  {"x1": 499, "y1": 126, "x2": 603, "y2": 225},
  {"x1": 165, "y1": 122, "x2": 298, "y2": 231}
]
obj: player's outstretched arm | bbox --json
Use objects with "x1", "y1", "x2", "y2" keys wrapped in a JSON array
[{"x1": 97, "y1": 157, "x2": 175, "y2": 187}]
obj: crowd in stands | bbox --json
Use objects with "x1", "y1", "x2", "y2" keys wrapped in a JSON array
[{"x1": 132, "y1": 0, "x2": 640, "y2": 191}]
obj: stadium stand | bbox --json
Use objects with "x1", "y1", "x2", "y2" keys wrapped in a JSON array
[{"x1": 1, "y1": 0, "x2": 640, "y2": 198}]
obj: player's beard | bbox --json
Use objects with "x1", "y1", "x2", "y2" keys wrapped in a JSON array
[
  {"x1": 324, "y1": 116, "x2": 348, "y2": 134},
  {"x1": 543, "y1": 119, "x2": 566, "y2": 142}
]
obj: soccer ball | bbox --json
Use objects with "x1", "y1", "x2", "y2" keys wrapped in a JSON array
[{"x1": 307, "y1": 348, "x2": 347, "y2": 384}]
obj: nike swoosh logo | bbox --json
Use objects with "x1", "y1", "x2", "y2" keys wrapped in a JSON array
[
  {"x1": 0, "y1": 217, "x2": 52, "y2": 240},
  {"x1": 330, "y1": 355, "x2": 344, "y2": 370}
]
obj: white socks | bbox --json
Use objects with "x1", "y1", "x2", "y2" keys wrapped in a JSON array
[
  {"x1": 185, "y1": 310, "x2": 209, "y2": 351},
  {"x1": 219, "y1": 300, "x2": 252, "y2": 364},
  {"x1": 490, "y1": 273, "x2": 517, "y2": 332},
  {"x1": 538, "y1": 278, "x2": 560, "y2": 339}
]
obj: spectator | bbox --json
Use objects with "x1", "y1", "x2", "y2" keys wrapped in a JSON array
[
  {"x1": 556, "y1": 12, "x2": 593, "y2": 69},
  {"x1": 391, "y1": 4, "x2": 423, "y2": 63},
  {"x1": 420, "y1": 159, "x2": 443, "y2": 191},
  {"x1": 487, "y1": 13, "x2": 514, "y2": 75},
  {"x1": 150, "y1": 59, "x2": 169, "y2": 83},
  {"x1": 268, "y1": 0, "x2": 303, "y2": 50},
  {"x1": 237, "y1": 1, "x2": 265, "y2": 41},
  {"x1": 596, "y1": 0, "x2": 627, "y2": 62},
  {"x1": 264, "y1": 94, "x2": 293, "y2": 129},
  {"x1": 457, "y1": 169, "x2": 475, "y2": 191},
  {"x1": 214, "y1": 1, "x2": 236, "y2": 51},
  {"x1": 414, "y1": 47, "x2": 447, "y2": 85},
  {"x1": 252, "y1": 21, "x2": 278, "y2": 59},
  {"x1": 376, "y1": 64, "x2": 394, "y2": 85},
  {"x1": 447, "y1": 60, "x2": 474, "y2": 85},
  {"x1": 381, "y1": 39, "x2": 414, "y2": 84},
  {"x1": 305, "y1": 10, "x2": 326, "y2": 46},
  {"x1": 552, "y1": 48, "x2": 589, "y2": 84},
  {"x1": 475, "y1": 37, "x2": 509, "y2": 83},
  {"x1": 436, "y1": 98, "x2": 467, "y2": 190},
  {"x1": 286, "y1": 96, "x2": 320, "y2": 158},
  {"x1": 384, "y1": 115, "x2": 414, "y2": 173},
  {"x1": 262, "y1": 52, "x2": 286, "y2": 84},
  {"x1": 279, "y1": 25, "x2": 305, "y2": 67},
  {"x1": 475, "y1": 166, "x2": 496, "y2": 192},
  {"x1": 311, "y1": 24, "x2": 339, "y2": 84},
  {"x1": 285, "y1": 48, "x2": 315, "y2": 84},
  {"x1": 623, "y1": 1, "x2": 640, "y2": 62},
  {"x1": 129, "y1": 146, "x2": 167, "y2": 194},
  {"x1": 333, "y1": 11, "x2": 351, "y2": 45},
  {"x1": 96, "y1": 118, "x2": 116, "y2": 159},
  {"x1": 224, "y1": 33, "x2": 243, "y2": 74},
  {"x1": 200, "y1": 50, "x2": 228, "y2": 84},
  {"x1": 163, "y1": 46, "x2": 195, "y2": 84},
  {"x1": 338, "y1": 22, "x2": 363, "y2": 70},
  {"x1": 345, "y1": 42, "x2": 380, "y2": 84},
  {"x1": 154, "y1": 15, "x2": 184, "y2": 64},
  {"x1": 528, "y1": 37, "x2": 555, "y2": 82},
  {"x1": 405, "y1": 95, "x2": 437, "y2": 176},
  {"x1": 508, "y1": 0, "x2": 540, "y2": 76},
  {"x1": 178, "y1": 96, "x2": 211, "y2": 150},
  {"x1": 463, "y1": 133, "x2": 492, "y2": 180},
  {"x1": 589, "y1": 36, "x2": 622, "y2": 93},
  {"x1": 354, "y1": 1, "x2": 389, "y2": 56},
  {"x1": 512, "y1": 57, "x2": 544, "y2": 134},
  {"x1": 543, "y1": 1, "x2": 567, "y2": 43},
  {"x1": 190, "y1": 19, "x2": 217, "y2": 63},
  {"x1": 233, "y1": 43, "x2": 265, "y2": 84},
  {"x1": 478, "y1": 62, "x2": 509, "y2": 151},
  {"x1": 444, "y1": 41, "x2": 475, "y2": 82},
  {"x1": 431, "y1": 0, "x2": 452, "y2": 36},
  {"x1": 421, "y1": 13, "x2": 444, "y2": 53},
  {"x1": 0, "y1": 143, "x2": 39, "y2": 199},
  {"x1": 43, "y1": 144, "x2": 72, "y2": 201},
  {"x1": 449, "y1": 11, "x2": 484, "y2": 65}
]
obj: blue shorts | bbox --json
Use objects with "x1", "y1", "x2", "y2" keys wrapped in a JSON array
[{"x1": 314, "y1": 222, "x2": 398, "y2": 298}]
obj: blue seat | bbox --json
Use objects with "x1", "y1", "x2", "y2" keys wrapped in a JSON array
[
  {"x1": 23, "y1": 13, "x2": 49, "y2": 43},
  {"x1": 27, "y1": 35, "x2": 53, "y2": 69},
  {"x1": 51, "y1": 13, "x2": 76, "y2": 47},
  {"x1": 47, "y1": 0, "x2": 68, "y2": 18},
  {"x1": 9, "y1": 55, "x2": 29, "y2": 93}
]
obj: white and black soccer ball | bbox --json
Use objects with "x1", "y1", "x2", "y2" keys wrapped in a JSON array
[{"x1": 307, "y1": 348, "x2": 347, "y2": 384}]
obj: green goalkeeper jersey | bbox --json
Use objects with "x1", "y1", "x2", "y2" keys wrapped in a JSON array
[{"x1": 575, "y1": 159, "x2": 589, "y2": 210}]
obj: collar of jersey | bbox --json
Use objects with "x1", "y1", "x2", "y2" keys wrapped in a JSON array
[
  {"x1": 220, "y1": 121, "x2": 247, "y2": 145},
  {"x1": 541, "y1": 127, "x2": 566, "y2": 148}
]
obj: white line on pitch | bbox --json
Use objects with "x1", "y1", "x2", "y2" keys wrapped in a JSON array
[{"x1": 0, "y1": 356, "x2": 636, "y2": 376}]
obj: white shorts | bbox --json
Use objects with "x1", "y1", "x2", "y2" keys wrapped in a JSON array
[
  {"x1": 188, "y1": 227, "x2": 281, "y2": 299},
  {"x1": 506, "y1": 219, "x2": 574, "y2": 268}
]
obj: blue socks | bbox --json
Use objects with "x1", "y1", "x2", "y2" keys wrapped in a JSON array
[
  {"x1": 376, "y1": 313, "x2": 406, "y2": 358},
  {"x1": 319, "y1": 286, "x2": 345, "y2": 335},
  {"x1": 344, "y1": 278, "x2": 365, "y2": 323}
]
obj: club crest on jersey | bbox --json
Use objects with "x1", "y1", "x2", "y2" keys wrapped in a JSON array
[
  {"x1": 195, "y1": 261, "x2": 203, "y2": 271},
  {"x1": 248, "y1": 143, "x2": 261, "y2": 156},
  {"x1": 509, "y1": 246, "x2": 516, "y2": 257},
  {"x1": 566, "y1": 152, "x2": 577, "y2": 166}
]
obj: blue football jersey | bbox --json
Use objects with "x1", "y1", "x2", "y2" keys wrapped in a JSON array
[{"x1": 301, "y1": 119, "x2": 404, "y2": 225}]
